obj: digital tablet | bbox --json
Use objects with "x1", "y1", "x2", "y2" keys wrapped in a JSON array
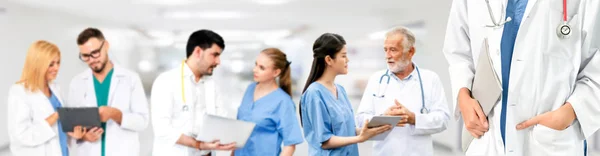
[
  {"x1": 366, "y1": 116, "x2": 401, "y2": 141},
  {"x1": 57, "y1": 107, "x2": 102, "y2": 132}
]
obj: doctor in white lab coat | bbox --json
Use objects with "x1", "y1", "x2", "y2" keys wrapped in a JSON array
[
  {"x1": 67, "y1": 28, "x2": 150, "y2": 156},
  {"x1": 444, "y1": 0, "x2": 600, "y2": 155},
  {"x1": 356, "y1": 27, "x2": 450, "y2": 156},
  {"x1": 8, "y1": 40, "x2": 85, "y2": 156},
  {"x1": 150, "y1": 29, "x2": 235, "y2": 156}
]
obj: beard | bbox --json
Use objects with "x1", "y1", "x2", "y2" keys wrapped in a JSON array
[
  {"x1": 91, "y1": 60, "x2": 107, "y2": 73},
  {"x1": 202, "y1": 65, "x2": 217, "y2": 76},
  {"x1": 389, "y1": 59, "x2": 411, "y2": 73}
]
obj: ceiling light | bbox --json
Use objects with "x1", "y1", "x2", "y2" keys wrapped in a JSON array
[
  {"x1": 154, "y1": 38, "x2": 175, "y2": 47},
  {"x1": 230, "y1": 60, "x2": 245, "y2": 73},
  {"x1": 147, "y1": 30, "x2": 173, "y2": 38},
  {"x1": 132, "y1": 0, "x2": 192, "y2": 6},
  {"x1": 138, "y1": 60, "x2": 155, "y2": 72},
  {"x1": 227, "y1": 43, "x2": 263, "y2": 51},
  {"x1": 163, "y1": 11, "x2": 193, "y2": 19},
  {"x1": 196, "y1": 11, "x2": 245, "y2": 19},
  {"x1": 163, "y1": 11, "x2": 247, "y2": 19},
  {"x1": 256, "y1": 30, "x2": 292, "y2": 40},
  {"x1": 174, "y1": 43, "x2": 187, "y2": 50},
  {"x1": 368, "y1": 30, "x2": 386, "y2": 40},
  {"x1": 251, "y1": 0, "x2": 292, "y2": 5}
]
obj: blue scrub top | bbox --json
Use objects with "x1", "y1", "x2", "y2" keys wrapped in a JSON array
[
  {"x1": 49, "y1": 91, "x2": 68, "y2": 156},
  {"x1": 300, "y1": 82, "x2": 359, "y2": 156},
  {"x1": 235, "y1": 82, "x2": 304, "y2": 156}
]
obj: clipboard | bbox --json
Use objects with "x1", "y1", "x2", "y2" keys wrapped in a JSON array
[
  {"x1": 57, "y1": 107, "x2": 102, "y2": 132},
  {"x1": 366, "y1": 116, "x2": 401, "y2": 141},
  {"x1": 461, "y1": 38, "x2": 502, "y2": 152}
]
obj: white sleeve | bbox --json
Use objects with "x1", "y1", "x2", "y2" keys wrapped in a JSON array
[
  {"x1": 7, "y1": 85, "x2": 56, "y2": 147},
  {"x1": 412, "y1": 74, "x2": 451, "y2": 135},
  {"x1": 567, "y1": 0, "x2": 600, "y2": 139},
  {"x1": 150, "y1": 75, "x2": 184, "y2": 147},
  {"x1": 119, "y1": 74, "x2": 150, "y2": 131},
  {"x1": 442, "y1": 0, "x2": 475, "y2": 120}
]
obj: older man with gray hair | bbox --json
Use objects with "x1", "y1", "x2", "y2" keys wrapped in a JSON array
[{"x1": 355, "y1": 26, "x2": 451, "y2": 156}]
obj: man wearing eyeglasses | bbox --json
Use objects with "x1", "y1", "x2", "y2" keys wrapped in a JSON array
[{"x1": 66, "y1": 27, "x2": 150, "y2": 156}]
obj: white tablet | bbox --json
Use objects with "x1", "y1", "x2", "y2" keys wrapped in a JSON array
[
  {"x1": 366, "y1": 116, "x2": 401, "y2": 141},
  {"x1": 194, "y1": 114, "x2": 256, "y2": 148}
]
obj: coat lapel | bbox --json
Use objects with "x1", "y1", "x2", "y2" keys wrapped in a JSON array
[
  {"x1": 108, "y1": 65, "x2": 123, "y2": 107},
  {"x1": 83, "y1": 70, "x2": 98, "y2": 107},
  {"x1": 204, "y1": 78, "x2": 216, "y2": 115}
]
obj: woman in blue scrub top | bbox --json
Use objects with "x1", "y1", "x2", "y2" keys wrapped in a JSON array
[
  {"x1": 234, "y1": 48, "x2": 304, "y2": 156},
  {"x1": 7, "y1": 40, "x2": 86, "y2": 156},
  {"x1": 299, "y1": 33, "x2": 393, "y2": 156}
]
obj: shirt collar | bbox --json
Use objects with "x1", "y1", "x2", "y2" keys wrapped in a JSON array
[
  {"x1": 388, "y1": 63, "x2": 419, "y2": 82},
  {"x1": 182, "y1": 61, "x2": 210, "y2": 83}
]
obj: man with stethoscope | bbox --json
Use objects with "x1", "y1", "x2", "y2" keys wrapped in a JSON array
[
  {"x1": 150, "y1": 29, "x2": 236, "y2": 156},
  {"x1": 355, "y1": 26, "x2": 451, "y2": 156},
  {"x1": 443, "y1": 0, "x2": 599, "y2": 155}
]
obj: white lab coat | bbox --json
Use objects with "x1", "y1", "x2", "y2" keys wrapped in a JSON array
[
  {"x1": 67, "y1": 64, "x2": 150, "y2": 156},
  {"x1": 7, "y1": 83, "x2": 65, "y2": 156},
  {"x1": 355, "y1": 67, "x2": 450, "y2": 156},
  {"x1": 150, "y1": 63, "x2": 227, "y2": 156},
  {"x1": 443, "y1": 0, "x2": 600, "y2": 155}
]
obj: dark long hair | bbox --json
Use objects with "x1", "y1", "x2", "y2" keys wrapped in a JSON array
[{"x1": 299, "y1": 33, "x2": 346, "y2": 126}]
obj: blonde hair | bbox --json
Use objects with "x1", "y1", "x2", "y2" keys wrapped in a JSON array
[{"x1": 17, "y1": 40, "x2": 61, "y2": 92}]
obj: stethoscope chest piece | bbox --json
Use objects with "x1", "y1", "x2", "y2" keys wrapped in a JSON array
[
  {"x1": 557, "y1": 22, "x2": 571, "y2": 39},
  {"x1": 420, "y1": 107, "x2": 429, "y2": 114}
]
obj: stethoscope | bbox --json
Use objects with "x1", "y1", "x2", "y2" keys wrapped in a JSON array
[
  {"x1": 484, "y1": 0, "x2": 512, "y2": 28},
  {"x1": 556, "y1": 0, "x2": 571, "y2": 39},
  {"x1": 181, "y1": 60, "x2": 189, "y2": 112},
  {"x1": 372, "y1": 66, "x2": 428, "y2": 114},
  {"x1": 484, "y1": 0, "x2": 571, "y2": 38}
]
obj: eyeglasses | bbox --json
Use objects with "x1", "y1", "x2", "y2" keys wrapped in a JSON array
[{"x1": 79, "y1": 41, "x2": 104, "y2": 62}]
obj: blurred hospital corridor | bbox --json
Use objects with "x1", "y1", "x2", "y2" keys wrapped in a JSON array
[{"x1": 2, "y1": 0, "x2": 600, "y2": 155}]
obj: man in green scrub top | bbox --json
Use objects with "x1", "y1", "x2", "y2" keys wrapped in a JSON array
[{"x1": 67, "y1": 27, "x2": 150, "y2": 156}]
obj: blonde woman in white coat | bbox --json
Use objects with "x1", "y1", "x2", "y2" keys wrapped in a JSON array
[{"x1": 7, "y1": 40, "x2": 85, "y2": 156}]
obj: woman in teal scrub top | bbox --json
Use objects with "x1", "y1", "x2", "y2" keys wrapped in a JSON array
[
  {"x1": 234, "y1": 48, "x2": 304, "y2": 156},
  {"x1": 299, "y1": 33, "x2": 392, "y2": 156}
]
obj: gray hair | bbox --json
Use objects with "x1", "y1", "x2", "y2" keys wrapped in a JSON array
[{"x1": 385, "y1": 26, "x2": 416, "y2": 52}]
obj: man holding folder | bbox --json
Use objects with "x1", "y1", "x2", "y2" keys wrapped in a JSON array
[
  {"x1": 443, "y1": 0, "x2": 600, "y2": 155},
  {"x1": 150, "y1": 29, "x2": 236, "y2": 156}
]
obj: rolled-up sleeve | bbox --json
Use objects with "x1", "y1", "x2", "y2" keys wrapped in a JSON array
[{"x1": 567, "y1": 0, "x2": 600, "y2": 139}]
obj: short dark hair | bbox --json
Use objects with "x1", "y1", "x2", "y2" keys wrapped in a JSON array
[
  {"x1": 186, "y1": 29, "x2": 225, "y2": 58},
  {"x1": 77, "y1": 27, "x2": 105, "y2": 45}
]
